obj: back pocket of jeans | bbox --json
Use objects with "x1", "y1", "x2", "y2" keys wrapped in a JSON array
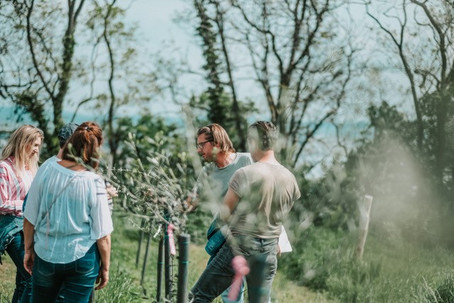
[
  {"x1": 36, "y1": 258, "x2": 55, "y2": 277},
  {"x1": 75, "y1": 256, "x2": 95, "y2": 274}
]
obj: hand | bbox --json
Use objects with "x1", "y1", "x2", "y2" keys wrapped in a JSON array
[
  {"x1": 23, "y1": 249, "x2": 35, "y2": 275},
  {"x1": 185, "y1": 195, "x2": 198, "y2": 212},
  {"x1": 106, "y1": 185, "x2": 118, "y2": 199},
  {"x1": 95, "y1": 267, "x2": 109, "y2": 290}
]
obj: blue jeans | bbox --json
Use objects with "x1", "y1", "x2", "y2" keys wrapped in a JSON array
[
  {"x1": 31, "y1": 245, "x2": 100, "y2": 303},
  {"x1": 6, "y1": 231, "x2": 32, "y2": 303},
  {"x1": 191, "y1": 236, "x2": 278, "y2": 303},
  {"x1": 207, "y1": 252, "x2": 245, "y2": 303}
]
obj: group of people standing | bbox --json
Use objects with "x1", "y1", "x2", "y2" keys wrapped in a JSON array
[
  {"x1": 0, "y1": 119, "x2": 299, "y2": 303},
  {"x1": 0, "y1": 122, "x2": 113, "y2": 302}
]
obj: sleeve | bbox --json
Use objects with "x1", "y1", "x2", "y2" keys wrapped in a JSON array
[
  {"x1": 229, "y1": 169, "x2": 247, "y2": 198},
  {"x1": 0, "y1": 163, "x2": 23, "y2": 215},
  {"x1": 23, "y1": 157, "x2": 57, "y2": 222},
  {"x1": 293, "y1": 176, "x2": 301, "y2": 201},
  {"x1": 90, "y1": 177, "x2": 114, "y2": 240},
  {"x1": 23, "y1": 170, "x2": 43, "y2": 225},
  {"x1": 245, "y1": 153, "x2": 254, "y2": 165}
]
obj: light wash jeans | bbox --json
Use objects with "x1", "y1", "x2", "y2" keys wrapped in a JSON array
[{"x1": 191, "y1": 236, "x2": 278, "y2": 303}]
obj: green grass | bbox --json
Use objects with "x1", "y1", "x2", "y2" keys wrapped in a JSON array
[
  {"x1": 279, "y1": 226, "x2": 454, "y2": 303},
  {"x1": 4, "y1": 215, "x2": 454, "y2": 302},
  {"x1": 95, "y1": 213, "x2": 333, "y2": 302},
  {"x1": 0, "y1": 254, "x2": 16, "y2": 302},
  {"x1": 0, "y1": 213, "x2": 332, "y2": 302}
]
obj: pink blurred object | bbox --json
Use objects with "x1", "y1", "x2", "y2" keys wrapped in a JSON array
[
  {"x1": 228, "y1": 255, "x2": 250, "y2": 301},
  {"x1": 168, "y1": 224, "x2": 176, "y2": 255}
]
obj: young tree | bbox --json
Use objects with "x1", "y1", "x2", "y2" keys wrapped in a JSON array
[
  {"x1": 0, "y1": 0, "x2": 87, "y2": 152},
  {"x1": 0, "y1": 0, "x2": 158, "y2": 161}
]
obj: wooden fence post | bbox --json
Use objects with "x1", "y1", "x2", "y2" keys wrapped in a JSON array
[{"x1": 355, "y1": 195, "x2": 373, "y2": 259}]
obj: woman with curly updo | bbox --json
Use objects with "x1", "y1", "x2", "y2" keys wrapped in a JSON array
[{"x1": 23, "y1": 122, "x2": 113, "y2": 302}]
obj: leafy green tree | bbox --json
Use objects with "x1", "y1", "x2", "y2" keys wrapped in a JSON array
[
  {"x1": 193, "y1": 0, "x2": 250, "y2": 150},
  {"x1": 0, "y1": 0, "x2": 87, "y2": 153},
  {"x1": 0, "y1": 0, "x2": 158, "y2": 160},
  {"x1": 109, "y1": 113, "x2": 212, "y2": 242},
  {"x1": 366, "y1": 0, "x2": 454, "y2": 186},
  {"x1": 190, "y1": 0, "x2": 355, "y2": 167},
  {"x1": 84, "y1": 0, "x2": 159, "y2": 165}
]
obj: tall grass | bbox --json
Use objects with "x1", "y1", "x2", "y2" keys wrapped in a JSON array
[{"x1": 280, "y1": 226, "x2": 454, "y2": 302}]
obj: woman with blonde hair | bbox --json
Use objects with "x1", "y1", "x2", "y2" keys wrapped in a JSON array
[
  {"x1": 0, "y1": 124, "x2": 44, "y2": 302},
  {"x1": 23, "y1": 121, "x2": 113, "y2": 302}
]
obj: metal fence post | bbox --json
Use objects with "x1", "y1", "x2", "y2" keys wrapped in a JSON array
[
  {"x1": 177, "y1": 234, "x2": 190, "y2": 303},
  {"x1": 164, "y1": 223, "x2": 173, "y2": 299},
  {"x1": 156, "y1": 236, "x2": 164, "y2": 302}
]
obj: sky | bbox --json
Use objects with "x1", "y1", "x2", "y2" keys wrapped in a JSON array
[
  {"x1": 0, "y1": 0, "x2": 414, "y2": 125},
  {"x1": 0, "y1": 0, "x2": 425, "y2": 179},
  {"x1": 126, "y1": 0, "x2": 204, "y2": 115},
  {"x1": 0, "y1": 0, "x2": 199, "y2": 129}
]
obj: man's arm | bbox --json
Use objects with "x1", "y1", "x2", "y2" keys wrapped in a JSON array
[
  {"x1": 220, "y1": 188, "x2": 240, "y2": 222},
  {"x1": 23, "y1": 218, "x2": 35, "y2": 275}
]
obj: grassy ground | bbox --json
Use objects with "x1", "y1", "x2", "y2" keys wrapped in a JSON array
[
  {"x1": 0, "y1": 255, "x2": 16, "y2": 302},
  {"x1": 0, "y1": 213, "x2": 332, "y2": 302},
  {"x1": 3, "y1": 214, "x2": 454, "y2": 302},
  {"x1": 279, "y1": 226, "x2": 454, "y2": 303}
]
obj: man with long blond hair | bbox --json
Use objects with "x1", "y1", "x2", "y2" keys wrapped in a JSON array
[
  {"x1": 0, "y1": 124, "x2": 44, "y2": 302},
  {"x1": 190, "y1": 123, "x2": 252, "y2": 303}
]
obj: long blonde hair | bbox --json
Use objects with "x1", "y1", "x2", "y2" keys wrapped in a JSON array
[
  {"x1": 197, "y1": 123, "x2": 235, "y2": 154},
  {"x1": 1, "y1": 125, "x2": 44, "y2": 176}
]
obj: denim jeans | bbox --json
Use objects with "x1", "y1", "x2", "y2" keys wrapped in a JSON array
[
  {"x1": 6, "y1": 231, "x2": 32, "y2": 303},
  {"x1": 31, "y1": 244, "x2": 100, "y2": 303},
  {"x1": 207, "y1": 250, "x2": 245, "y2": 303},
  {"x1": 191, "y1": 236, "x2": 278, "y2": 303}
]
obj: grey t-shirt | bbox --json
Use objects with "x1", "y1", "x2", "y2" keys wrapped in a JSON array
[
  {"x1": 229, "y1": 162, "x2": 301, "y2": 239},
  {"x1": 197, "y1": 153, "x2": 253, "y2": 213}
]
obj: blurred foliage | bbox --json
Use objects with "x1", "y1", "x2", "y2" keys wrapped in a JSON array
[
  {"x1": 279, "y1": 227, "x2": 347, "y2": 290},
  {"x1": 104, "y1": 113, "x2": 214, "y2": 244},
  {"x1": 103, "y1": 114, "x2": 193, "y2": 236},
  {"x1": 281, "y1": 100, "x2": 454, "y2": 301}
]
